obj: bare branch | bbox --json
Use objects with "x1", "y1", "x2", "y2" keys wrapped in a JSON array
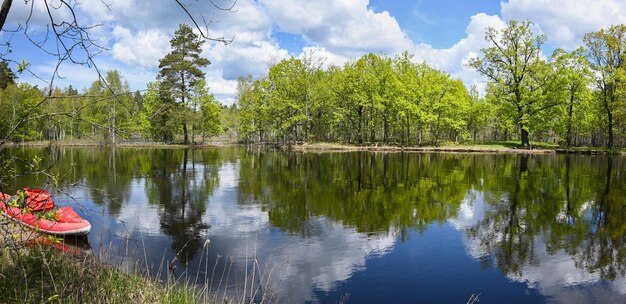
[{"x1": 174, "y1": 0, "x2": 236, "y2": 44}]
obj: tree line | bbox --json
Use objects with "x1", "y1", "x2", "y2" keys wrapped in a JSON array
[
  {"x1": 0, "y1": 24, "x2": 222, "y2": 145},
  {"x1": 237, "y1": 21, "x2": 626, "y2": 148},
  {"x1": 1, "y1": 21, "x2": 626, "y2": 148}
]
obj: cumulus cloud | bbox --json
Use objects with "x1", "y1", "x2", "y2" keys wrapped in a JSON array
[
  {"x1": 410, "y1": 13, "x2": 506, "y2": 89},
  {"x1": 298, "y1": 47, "x2": 351, "y2": 68},
  {"x1": 501, "y1": 0, "x2": 626, "y2": 48},
  {"x1": 451, "y1": 189, "x2": 626, "y2": 303},
  {"x1": 111, "y1": 27, "x2": 171, "y2": 68},
  {"x1": 18, "y1": 0, "x2": 623, "y2": 104},
  {"x1": 205, "y1": 40, "x2": 288, "y2": 80},
  {"x1": 203, "y1": 162, "x2": 396, "y2": 302},
  {"x1": 5, "y1": 0, "x2": 72, "y2": 30},
  {"x1": 260, "y1": 0, "x2": 413, "y2": 56}
]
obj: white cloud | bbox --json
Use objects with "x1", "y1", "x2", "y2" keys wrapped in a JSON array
[
  {"x1": 410, "y1": 13, "x2": 506, "y2": 89},
  {"x1": 200, "y1": 162, "x2": 396, "y2": 303},
  {"x1": 6, "y1": 0, "x2": 72, "y2": 30},
  {"x1": 452, "y1": 189, "x2": 626, "y2": 303},
  {"x1": 260, "y1": 0, "x2": 413, "y2": 56},
  {"x1": 111, "y1": 27, "x2": 170, "y2": 68},
  {"x1": 205, "y1": 39, "x2": 288, "y2": 80},
  {"x1": 299, "y1": 47, "x2": 351, "y2": 68},
  {"x1": 501, "y1": 0, "x2": 626, "y2": 48},
  {"x1": 19, "y1": 0, "x2": 623, "y2": 104}
]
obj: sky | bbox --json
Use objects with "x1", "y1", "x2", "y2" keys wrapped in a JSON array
[{"x1": 6, "y1": 0, "x2": 626, "y2": 105}]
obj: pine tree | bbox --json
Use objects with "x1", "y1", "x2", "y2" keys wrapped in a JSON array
[
  {"x1": 158, "y1": 24, "x2": 210, "y2": 144},
  {"x1": 0, "y1": 60, "x2": 16, "y2": 90}
]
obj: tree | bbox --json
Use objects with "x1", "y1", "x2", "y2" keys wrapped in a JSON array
[
  {"x1": 466, "y1": 86, "x2": 495, "y2": 142},
  {"x1": 84, "y1": 70, "x2": 134, "y2": 144},
  {"x1": 584, "y1": 25, "x2": 626, "y2": 148},
  {"x1": 550, "y1": 48, "x2": 593, "y2": 146},
  {"x1": 469, "y1": 20, "x2": 554, "y2": 148},
  {"x1": 159, "y1": 24, "x2": 210, "y2": 144},
  {"x1": 237, "y1": 76, "x2": 272, "y2": 143},
  {"x1": 0, "y1": 60, "x2": 15, "y2": 90},
  {"x1": 0, "y1": 83, "x2": 43, "y2": 142},
  {"x1": 139, "y1": 81, "x2": 177, "y2": 143},
  {"x1": 191, "y1": 80, "x2": 222, "y2": 142}
]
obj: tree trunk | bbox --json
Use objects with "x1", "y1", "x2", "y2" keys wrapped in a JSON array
[
  {"x1": 517, "y1": 102, "x2": 529, "y2": 148},
  {"x1": 358, "y1": 106, "x2": 363, "y2": 144},
  {"x1": 183, "y1": 123, "x2": 189, "y2": 145},
  {"x1": 418, "y1": 122, "x2": 422, "y2": 147},
  {"x1": 566, "y1": 94, "x2": 574, "y2": 147},
  {"x1": 607, "y1": 110, "x2": 613, "y2": 148},
  {"x1": 520, "y1": 127, "x2": 530, "y2": 148},
  {"x1": 369, "y1": 112, "x2": 375, "y2": 143},
  {"x1": 383, "y1": 115, "x2": 389, "y2": 144},
  {"x1": 181, "y1": 69, "x2": 188, "y2": 145},
  {"x1": 603, "y1": 86, "x2": 613, "y2": 148}
]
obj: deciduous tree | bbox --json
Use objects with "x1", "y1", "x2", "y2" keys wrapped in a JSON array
[
  {"x1": 469, "y1": 20, "x2": 553, "y2": 148},
  {"x1": 584, "y1": 25, "x2": 626, "y2": 148}
]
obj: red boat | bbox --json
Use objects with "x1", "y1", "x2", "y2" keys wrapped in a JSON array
[{"x1": 0, "y1": 188, "x2": 91, "y2": 236}]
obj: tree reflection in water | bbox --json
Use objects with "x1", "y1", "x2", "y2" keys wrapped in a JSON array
[{"x1": 3, "y1": 147, "x2": 626, "y2": 302}]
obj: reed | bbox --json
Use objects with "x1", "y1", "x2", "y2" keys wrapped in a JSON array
[{"x1": 0, "y1": 217, "x2": 283, "y2": 304}]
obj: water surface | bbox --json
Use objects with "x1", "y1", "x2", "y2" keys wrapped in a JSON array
[{"x1": 3, "y1": 147, "x2": 626, "y2": 303}]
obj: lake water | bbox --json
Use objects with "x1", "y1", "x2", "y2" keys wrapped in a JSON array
[{"x1": 2, "y1": 147, "x2": 626, "y2": 303}]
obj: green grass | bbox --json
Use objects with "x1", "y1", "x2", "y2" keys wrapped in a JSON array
[
  {"x1": 0, "y1": 245, "x2": 204, "y2": 304},
  {"x1": 459, "y1": 140, "x2": 559, "y2": 150}
]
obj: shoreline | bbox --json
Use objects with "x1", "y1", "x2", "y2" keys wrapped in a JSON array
[
  {"x1": 2, "y1": 140, "x2": 625, "y2": 155},
  {"x1": 286, "y1": 143, "x2": 626, "y2": 155},
  {"x1": 0, "y1": 216, "x2": 203, "y2": 303}
]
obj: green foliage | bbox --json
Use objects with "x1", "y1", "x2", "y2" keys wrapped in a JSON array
[
  {"x1": 584, "y1": 24, "x2": 626, "y2": 148},
  {"x1": 0, "y1": 60, "x2": 16, "y2": 90},
  {"x1": 468, "y1": 20, "x2": 554, "y2": 148},
  {"x1": 0, "y1": 83, "x2": 44, "y2": 142},
  {"x1": 2, "y1": 20, "x2": 626, "y2": 148},
  {"x1": 193, "y1": 80, "x2": 222, "y2": 140},
  {"x1": 158, "y1": 24, "x2": 211, "y2": 144},
  {"x1": 549, "y1": 48, "x2": 595, "y2": 146},
  {"x1": 82, "y1": 70, "x2": 136, "y2": 143},
  {"x1": 237, "y1": 52, "x2": 473, "y2": 146}
]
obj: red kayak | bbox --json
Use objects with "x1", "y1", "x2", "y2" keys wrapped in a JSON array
[{"x1": 0, "y1": 188, "x2": 91, "y2": 236}]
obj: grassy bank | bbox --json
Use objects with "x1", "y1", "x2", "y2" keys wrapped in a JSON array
[
  {"x1": 4, "y1": 139, "x2": 626, "y2": 155},
  {"x1": 0, "y1": 219, "x2": 202, "y2": 304},
  {"x1": 286, "y1": 141, "x2": 626, "y2": 155},
  {"x1": 0, "y1": 246, "x2": 202, "y2": 304},
  {"x1": 1, "y1": 140, "x2": 234, "y2": 148},
  {"x1": 3, "y1": 248, "x2": 200, "y2": 303}
]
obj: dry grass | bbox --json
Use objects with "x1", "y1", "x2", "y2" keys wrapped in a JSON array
[
  {"x1": 285, "y1": 141, "x2": 626, "y2": 155},
  {"x1": 0, "y1": 216, "x2": 199, "y2": 304},
  {"x1": 0, "y1": 216, "x2": 282, "y2": 304},
  {"x1": 0, "y1": 244, "x2": 200, "y2": 304},
  {"x1": 287, "y1": 141, "x2": 558, "y2": 154}
]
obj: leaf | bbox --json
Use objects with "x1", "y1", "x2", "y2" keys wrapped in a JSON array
[
  {"x1": 16, "y1": 59, "x2": 30, "y2": 74},
  {"x1": 47, "y1": 294, "x2": 59, "y2": 302}
]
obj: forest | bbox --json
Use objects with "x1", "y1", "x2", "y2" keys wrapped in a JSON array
[
  {"x1": 0, "y1": 24, "x2": 223, "y2": 145},
  {"x1": 2, "y1": 21, "x2": 626, "y2": 148}
]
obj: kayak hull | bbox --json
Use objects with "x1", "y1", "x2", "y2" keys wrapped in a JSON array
[{"x1": 1, "y1": 193, "x2": 91, "y2": 236}]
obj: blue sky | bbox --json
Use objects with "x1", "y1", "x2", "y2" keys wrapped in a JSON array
[{"x1": 5, "y1": 0, "x2": 626, "y2": 104}]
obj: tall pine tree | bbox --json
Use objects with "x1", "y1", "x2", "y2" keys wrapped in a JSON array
[{"x1": 158, "y1": 24, "x2": 210, "y2": 144}]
